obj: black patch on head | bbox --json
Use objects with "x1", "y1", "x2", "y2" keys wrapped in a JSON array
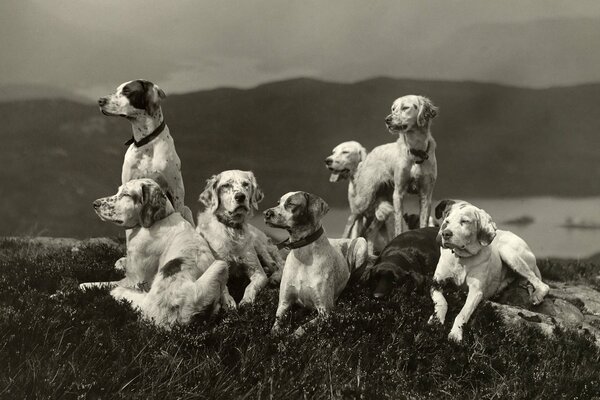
[
  {"x1": 435, "y1": 199, "x2": 456, "y2": 219},
  {"x1": 122, "y1": 80, "x2": 149, "y2": 111},
  {"x1": 285, "y1": 193, "x2": 311, "y2": 225},
  {"x1": 161, "y1": 257, "x2": 184, "y2": 278}
]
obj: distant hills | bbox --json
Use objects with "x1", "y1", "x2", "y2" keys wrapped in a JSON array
[{"x1": 1, "y1": 77, "x2": 598, "y2": 237}]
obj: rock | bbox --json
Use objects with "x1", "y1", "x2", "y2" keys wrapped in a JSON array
[{"x1": 490, "y1": 280, "x2": 600, "y2": 346}]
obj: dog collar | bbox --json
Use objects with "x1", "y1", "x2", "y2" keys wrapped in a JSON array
[
  {"x1": 277, "y1": 226, "x2": 324, "y2": 250},
  {"x1": 125, "y1": 120, "x2": 166, "y2": 147},
  {"x1": 409, "y1": 140, "x2": 430, "y2": 164}
]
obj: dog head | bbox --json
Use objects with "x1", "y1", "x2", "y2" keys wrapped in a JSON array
[
  {"x1": 92, "y1": 178, "x2": 172, "y2": 229},
  {"x1": 436, "y1": 200, "x2": 497, "y2": 257},
  {"x1": 385, "y1": 95, "x2": 438, "y2": 134},
  {"x1": 97, "y1": 79, "x2": 166, "y2": 120},
  {"x1": 325, "y1": 141, "x2": 367, "y2": 182},
  {"x1": 199, "y1": 170, "x2": 264, "y2": 227},
  {"x1": 264, "y1": 191, "x2": 329, "y2": 233}
]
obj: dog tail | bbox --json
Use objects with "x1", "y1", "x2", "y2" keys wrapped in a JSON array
[{"x1": 194, "y1": 260, "x2": 229, "y2": 312}]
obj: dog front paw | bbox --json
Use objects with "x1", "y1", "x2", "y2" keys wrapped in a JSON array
[
  {"x1": 428, "y1": 313, "x2": 444, "y2": 325},
  {"x1": 271, "y1": 323, "x2": 283, "y2": 337},
  {"x1": 530, "y1": 283, "x2": 550, "y2": 305},
  {"x1": 448, "y1": 327, "x2": 463, "y2": 342},
  {"x1": 114, "y1": 257, "x2": 127, "y2": 271},
  {"x1": 222, "y1": 293, "x2": 237, "y2": 310}
]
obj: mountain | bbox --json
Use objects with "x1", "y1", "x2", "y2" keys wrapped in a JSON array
[
  {"x1": 0, "y1": 77, "x2": 598, "y2": 237},
  {"x1": 0, "y1": 84, "x2": 87, "y2": 103}
]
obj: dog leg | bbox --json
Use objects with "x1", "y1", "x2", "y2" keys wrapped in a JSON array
[
  {"x1": 110, "y1": 286, "x2": 147, "y2": 311},
  {"x1": 342, "y1": 214, "x2": 359, "y2": 239},
  {"x1": 221, "y1": 286, "x2": 237, "y2": 310},
  {"x1": 181, "y1": 205, "x2": 195, "y2": 228},
  {"x1": 499, "y1": 249, "x2": 549, "y2": 305},
  {"x1": 393, "y1": 188, "x2": 408, "y2": 236},
  {"x1": 448, "y1": 279, "x2": 484, "y2": 342},
  {"x1": 79, "y1": 281, "x2": 119, "y2": 291},
  {"x1": 239, "y1": 254, "x2": 268, "y2": 306},
  {"x1": 195, "y1": 260, "x2": 229, "y2": 312},
  {"x1": 272, "y1": 299, "x2": 293, "y2": 336},
  {"x1": 418, "y1": 189, "x2": 433, "y2": 229},
  {"x1": 429, "y1": 250, "x2": 455, "y2": 324}
]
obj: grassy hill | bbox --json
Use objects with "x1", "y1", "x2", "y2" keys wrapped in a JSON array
[
  {"x1": 1, "y1": 78, "x2": 599, "y2": 237},
  {"x1": 0, "y1": 238, "x2": 599, "y2": 399}
]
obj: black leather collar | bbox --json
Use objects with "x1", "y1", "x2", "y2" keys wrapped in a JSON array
[
  {"x1": 277, "y1": 226, "x2": 324, "y2": 250},
  {"x1": 125, "y1": 120, "x2": 166, "y2": 147},
  {"x1": 409, "y1": 140, "x2": 430, "y2": 164}
]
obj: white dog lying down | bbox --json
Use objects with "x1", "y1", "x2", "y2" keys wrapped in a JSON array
[
  {"x1": 429, "y1": 199, "x2": 550, "y2": 342},
  {"x1": 197, "y1": 170, "x2": 284, "y2": 309},
  {"x1": 325, "y1": 141, "x2": 394, "y2": 254},
  {"x1": 264, "y1": 191, "x2": 369, "y2": 336},
  {"x1": 82, "y1": 178, "x2": 228, "y2": 327}
]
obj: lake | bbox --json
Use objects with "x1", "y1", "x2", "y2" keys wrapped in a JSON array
[{"x1": 253, "y1": 197, "x2": 600, "y2": 259}]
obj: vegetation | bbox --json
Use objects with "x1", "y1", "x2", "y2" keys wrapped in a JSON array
[{"x1": 1, "y1": 238, "x2": 599, "y2": 399}]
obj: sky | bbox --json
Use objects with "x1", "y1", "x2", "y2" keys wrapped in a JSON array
[{"x1": 3, "y1": 0, "x2": 600, "y2": 98}]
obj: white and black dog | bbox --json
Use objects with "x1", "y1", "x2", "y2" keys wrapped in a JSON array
[{"x1": 98, "y1": 79, "x2": 194, "y2": 226}]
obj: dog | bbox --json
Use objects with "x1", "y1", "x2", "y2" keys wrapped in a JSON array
[
  {"x1": 98, "y1": 79, "x2": 194, "y2": 226},
  {"x1": 197, "y1": 170, "x2": 284, "y2": 308},
  {"x1": 429, "y1": 199, "x2": 551, "y2": 342},
  {"x1": 364, "y1": 227, "x2": 440, "y2": 299},
  {"x1": 325, "y1": 141, "x2": 394, "y2": 254},
  {"x1": 81, "y1": 178, "x2": 228, "y2": 327},
  {"x1": 350, "y1": 95, "x2": 438, "y2": 239},
  {"x1": 264, "y1": 191, "x2": 369, "y2": 337}
]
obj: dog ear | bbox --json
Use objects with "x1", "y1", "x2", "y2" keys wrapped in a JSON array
[
  {"x1": 358, "y1": 145, "x2": 367, "y2": 162},
  {"x1": 139, "y1": 80, "x2": 164, "y2": 116},
  {"x1": 476, "y1": 208, "x2": 497, "y2": 246},
  {"x1": 417, "y1": 96, "x2": 438, "y2": 127},
  {"x1": 199, "y1": 174, "x2": 220, "y2": 213},
  {"x1": 434, "y1": 199, "x2": 456, "y2": 220},
  {"x1": 246, "y1": 171, "x2": 264, "y2": 211},
  {"x1": 304, "y1": 192, "x2": 329, "y2": 221},
  {"x1": 139, "y1": 180, "x2": 167, "y2": 228}
]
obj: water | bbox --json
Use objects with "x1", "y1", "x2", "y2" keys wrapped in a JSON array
[{"x1": 253, "y1": 197, "x2": 600, "y2": 259}]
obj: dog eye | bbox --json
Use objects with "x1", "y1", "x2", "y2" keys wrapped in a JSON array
[
  {"x1": 341, "y1": 151, "x2": 349, "y2": 154},
  {"x1": 242, "y1": 182, "x2": 250, "y2": 188},
  {"x1": 401, "y1": 106, "x2": 409, "y2": 111},
  {"x1": 460, "y1": 219, "x2": 470, "y2": 225}
]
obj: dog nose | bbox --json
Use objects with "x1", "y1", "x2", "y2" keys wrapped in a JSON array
[
  {"x1": 325, "y1": 157, "x2": 332, "y2": 166},
  {"x1": 442, "y1": 229, "x2": 453, "y2": 240},
  {"x1": 92, "y1": 199, "x2": 101, "y2": 209},
  {"x1": 264, "y1": 209, "x2": 274, "y2": 218},
  {"x1": 234, "y1": 193, "x2": 246, "y2": 203},
  {"x1": 98, "y1": 97, "x2": 107, "y2": 106},
  {"x1": 385, "y1": 115, "x2": 393, "y2": 124}
]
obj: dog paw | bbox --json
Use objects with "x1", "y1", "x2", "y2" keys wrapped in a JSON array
[
  {"x1": 448, "y1": 327, "x2": 463, "y2": 343},
  {"x1": 271, "y1": 324, "x2": 283, "y2": 337},
  {"x1": 222, "y1": 294, "x2": 237, "y2": 310},
  {"x1": 114, "y1": 257, "x2": 127, "y2": 271},
  {"x1": 375, "y1": 201, "x2": 394, "y2": 221},
  {"x1": 238, "y1": 298, "x2": 254, "y2": 309},
  {"x1": 531, "y1": 282, "x2": 550, "y2": 305},
  {"x1": 293, "y1": 326, "x2": 306, "y2": 338},
  {"x1": 427, "y1": 314, "x2": 443, "y2": 325}
]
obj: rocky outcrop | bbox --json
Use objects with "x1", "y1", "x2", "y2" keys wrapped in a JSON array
[{"x1": 491, "y1": 280, "x2": 600, "y2": 345}]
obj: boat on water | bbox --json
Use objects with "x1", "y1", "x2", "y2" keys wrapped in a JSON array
[{"x1": 561, "y1": 217, "x2": 600, "y2": 230}]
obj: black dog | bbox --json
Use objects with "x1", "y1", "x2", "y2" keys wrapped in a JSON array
[{"x1": 365, "y1": 226, "x2": 440, "y2": 298}]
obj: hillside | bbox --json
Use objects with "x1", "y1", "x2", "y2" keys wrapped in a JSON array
[{"x1": 0, "y1": 78, "x2": 598, "y2": 237}]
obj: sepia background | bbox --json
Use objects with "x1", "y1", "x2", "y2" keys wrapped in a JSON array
[{"x1": 1, "y1": 0, "x2": 599, "y2": 258}]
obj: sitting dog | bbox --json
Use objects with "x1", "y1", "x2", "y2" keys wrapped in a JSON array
[
  {"x1": 264, "y1": 191, "x2": 369, "y2": 336},
  {"x1": 82, "y1": 178, "x2": 228, "y2": 327},
  {"x1": 98, "y1": 79, "x2": 194, "y2": 226},
  {"x1": 350, "y1": 95, "x2": 439, "y2": 238},
  {"x1": 364, "y1": 227, "x2": 440, "y2": 298},
  {"x1": 197, "y1": 170, "x2": 283, "y2": 308},
  {"x1": 325, "y1": 140, "x2": 394, "y2": 254},
  {"x1": 429, "y1": 199, "x2": 551, "y2": 342}
]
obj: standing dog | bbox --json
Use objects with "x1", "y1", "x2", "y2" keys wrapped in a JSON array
[
  {"x1": 325, "y1": 141, "x2": 394, "y2": 253},
  {"x1": 264, "y1": 191, "x2": 369, "y2": 336},
  {"x1": 82, "y1": 179, "x2": 227, "y2": 327},
  {"x1": 197, "y1": 170, "x2": 283, "y2": 308},
  {"x1": 429, "y1": 199, "x2": 551, "y2": 342},
  {"x1": 98, "y1": 79, "x2": 194, "y2": 225},
  {"x1": 350, "y1": 95, "x2": 438, "y2": 238}
]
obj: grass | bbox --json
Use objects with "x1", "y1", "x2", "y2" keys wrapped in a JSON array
[{"x1": 0, "y1": 238, "x2": 599, "y2": 399}]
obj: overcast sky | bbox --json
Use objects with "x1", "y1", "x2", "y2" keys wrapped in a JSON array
[{"x1": 3, "y1": 0, "x2": 600, "y2": 98}]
